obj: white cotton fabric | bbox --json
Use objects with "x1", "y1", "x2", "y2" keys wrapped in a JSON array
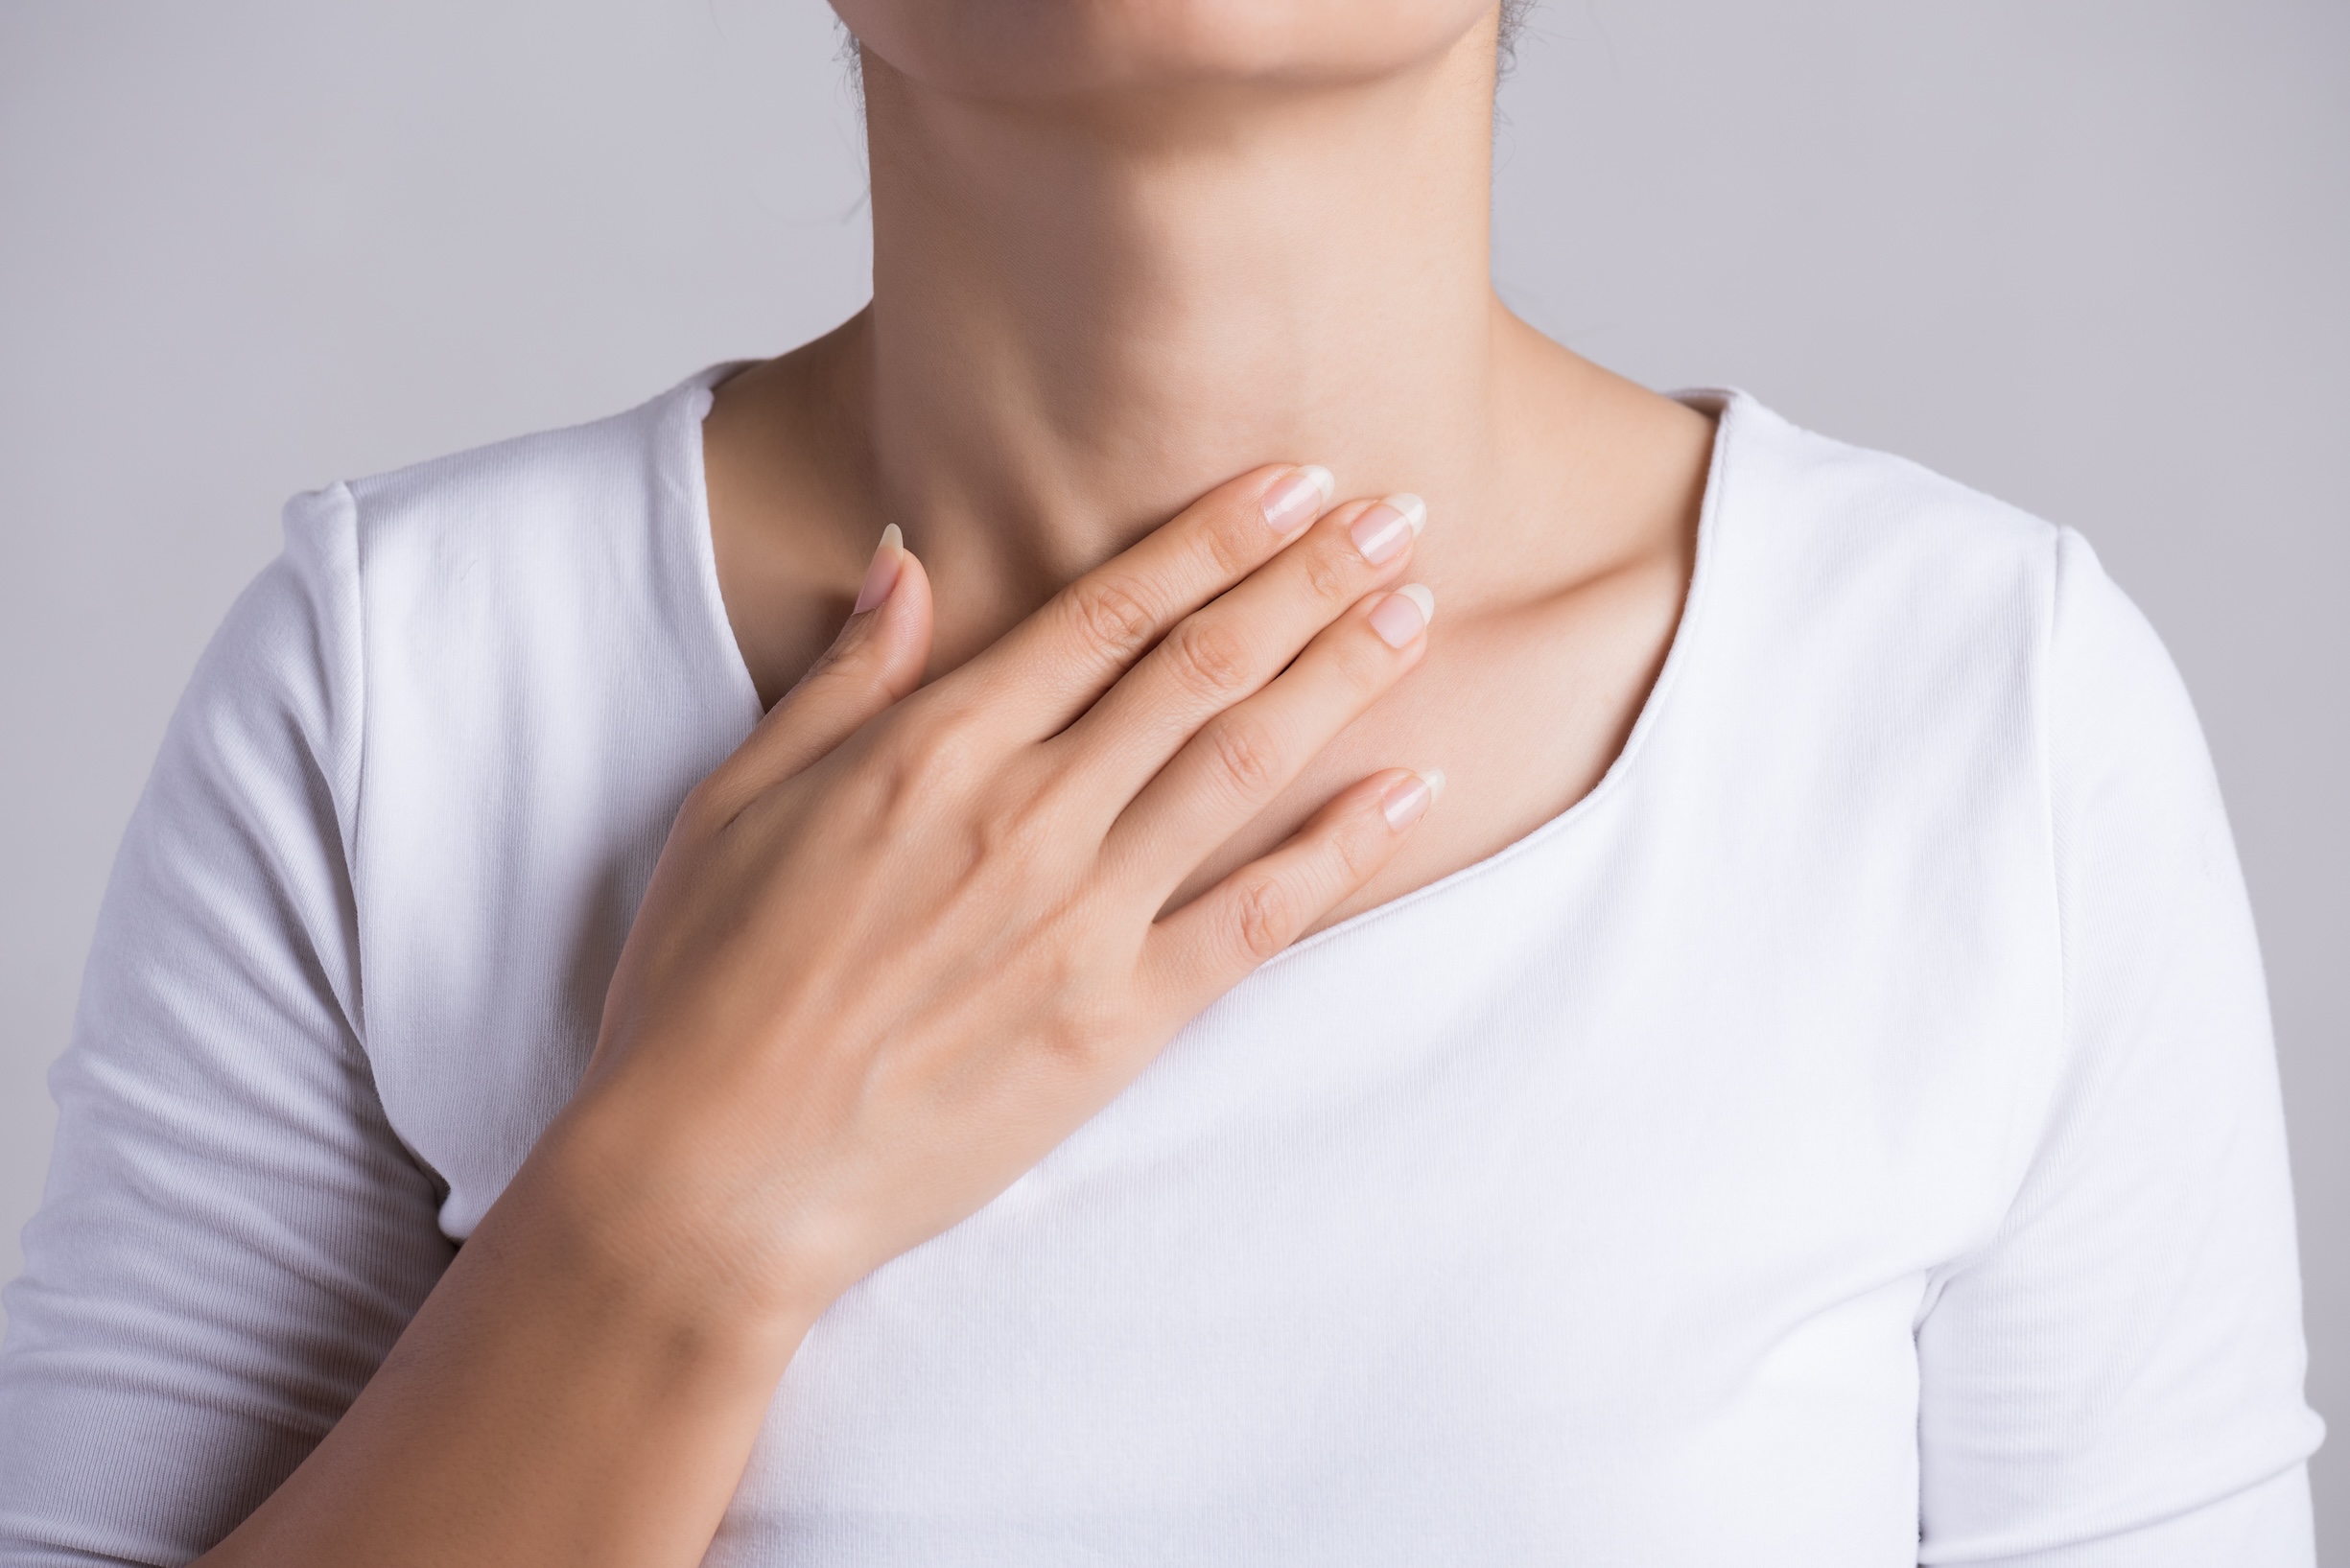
[{"x1": 0, "y1": 369, "x2": 2322, "y2": 1565}]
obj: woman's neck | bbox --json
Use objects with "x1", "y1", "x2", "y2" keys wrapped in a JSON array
[
  {"x1": 707, "y1": 11, "x2": 1701, "y2": 690},
  {"x1": 852, "y1": 19, "x2": 1503, "y2": 593}
]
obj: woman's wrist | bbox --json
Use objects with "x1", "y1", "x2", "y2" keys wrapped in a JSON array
[{"x1": 508, "y1": 1094, "x2": 838, "y2": 1369}]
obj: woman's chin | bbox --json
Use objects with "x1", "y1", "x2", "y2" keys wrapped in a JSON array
[{"x1": 833, "y1": 0, "x2": 1498, "y2": 101}]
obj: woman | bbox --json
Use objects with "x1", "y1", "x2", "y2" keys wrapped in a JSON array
[{"x1": 0, "y1": 3, "x2": 2321, "y2": 1563}]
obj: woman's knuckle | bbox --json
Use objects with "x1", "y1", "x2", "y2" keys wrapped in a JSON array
[
  {"x1": 1163, "y1": 618, "x2": 1253, "y2": 702},
  {"x1": 1197, "y1": 512, "x2": 1257, "y2": 578},
  {"x1": 973, "y1": 792, "x2": 1054, "y2": 864},
  {"x1": 883, "y1": 714, "x2": 980, "y2": 795},
  {"x1": 674, "y1": 779, "x2": 727, "y2": 838},
  {"x1": 1042, "y1": 1016, "x2": 1113, "y2": 1074},
  {"x1": 1021, "y1": 928, "x2": 1112, "y2": 1043},
  {"x1": 785, "y1": 637, "x2": 849, "y2": 693},
  {"x1": 1231, "y1": 878, "x2": 1294, "y2": 962},
  {"x1": 1206, "y1": 714, "x2": 1284, "y2": 795},
  {"x1": 1331, "y1": 817, "x2": 1381, "y2": 881},
  {"x1": 1330, "y1": 630, "x2": 1394, "y2": 691},
  {"x1": 1066, "y1": 574, "x2": 1161, "y2": 661},
  {"x1": 1301, "y1": 539, "x2": 1352, "y2": 603}
]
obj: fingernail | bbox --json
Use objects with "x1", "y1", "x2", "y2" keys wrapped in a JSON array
[
  {"x1": 1261, "y1": 465, "x2": 1335, "y2": 532},
  {"x1": 1349, "y1": 493, "x2": 1427, "y2": 565},
  {"x1": 1370, "y1": 583, "x2": 1435, "y2": 647},
  {"x1": 853, "y1": 524, "x2": 904, "y2": 613},
  {"x1": 1381, "y1": 770, "x2": 1439, "y2": 830}
]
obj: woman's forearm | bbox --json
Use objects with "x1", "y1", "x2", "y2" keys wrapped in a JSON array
[{"x1": 195, "y1": 1124, "x2": 811, "y2": 1568}]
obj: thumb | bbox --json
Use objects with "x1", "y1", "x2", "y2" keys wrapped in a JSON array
[{"x1": 732, "y1": 526, "x2": 935, "y2": 787}]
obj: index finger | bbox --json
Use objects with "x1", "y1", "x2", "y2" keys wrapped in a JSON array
[{"x1": 952, "y1": 462, "x2": 1334, "y2": 737}]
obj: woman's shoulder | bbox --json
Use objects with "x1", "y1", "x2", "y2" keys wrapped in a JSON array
[
  {"x1": 1701, "y1": 390, "x2": 2062, "y2": 620},
  {"x1": 176, "y1": 366, "x2": 758, "y2": 904},
  {"x1": 317, "y1": 366, "x2": 732, "y2": 632},
  {"x1": 1685, "y1": 391, "x2": 2206, "y2": 838},
  {"x1": 1697, "y1": 390, "x2": 2166, "y2": 706},
  {"x1": 248, "y1": 363, "x2": 757, "y2": 756},
  {"x1": 194, "y1": 372, "x2": 763, "y2": 1203}
]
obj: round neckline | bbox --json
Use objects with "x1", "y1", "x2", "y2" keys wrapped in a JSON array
[
  {"x1": 667, "y1": 366, "x2": 1740, "y2": 969},
  {"x1": 1262, "y1": 386, "x2": 1736, "y2": 969}
]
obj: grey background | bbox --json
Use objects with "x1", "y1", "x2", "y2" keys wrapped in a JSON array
[{"x1": 2, "y1": 0, "x2": 2342, "y2": 1547}]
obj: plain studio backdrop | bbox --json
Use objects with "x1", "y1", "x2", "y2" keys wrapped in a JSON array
[{"x1": 3, "y1": 0, "x2": 2344, "y2": 1548}]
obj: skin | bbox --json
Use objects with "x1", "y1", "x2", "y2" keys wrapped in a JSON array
[
  {"x1": 707, "y1": 0, "x2": 1711, "y2": 924},
  {"x1": 200, "y1": 3, "x2": 1713, "y2": 1563}
]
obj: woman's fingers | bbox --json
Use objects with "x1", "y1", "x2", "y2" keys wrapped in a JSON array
[
  {"x1": 693, "y1": 532, "x2": 935, "y2": 819},
  {"x1": 1105, "y1": 582, "x2": 1435, "y2": 893},
  {"x1": 1048, "y1": 494, "x2": 1425, "y2": 809},
  {"x1": 952, "y1": 462, "x2": 1335, "y2": 736},
  {"x1": 1142, "y1": 767, "x2": 1441, "y2": 1012}
]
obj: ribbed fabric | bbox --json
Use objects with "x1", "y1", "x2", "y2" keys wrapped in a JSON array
[{"x1": 0, "y1": 374, "x2": 2321, "y2": 1564}]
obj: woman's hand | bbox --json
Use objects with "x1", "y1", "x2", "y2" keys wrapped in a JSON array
[
  {"x1": 201, "y1": 463, "x2": 1437, "y2": 1568},
  {"x1": 552, "y1": 463, "x2": 1440, "y2": 1335}
]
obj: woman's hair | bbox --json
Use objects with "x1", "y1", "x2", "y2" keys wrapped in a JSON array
[{"x1": 1498, "y1": 0, "x2": 1536, "y2": 76}]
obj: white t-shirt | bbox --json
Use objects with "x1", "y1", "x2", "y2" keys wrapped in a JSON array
[{"x1": 0, "y1": 369, "x2": 2323, "y2": 1566}]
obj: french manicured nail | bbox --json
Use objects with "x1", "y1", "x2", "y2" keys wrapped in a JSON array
[
  {"x1": 853, "y1": 524, "x2": 904, "y2": 613},
  {"x1": 1370, "y1": 583, "x2": 1435, "y2": 647},
  {"x1": 1349, "y1": 493, "x2": 1427, "y2": 565},
  {"x1": 1261, "y1": 465, "x2": 1336, "y2": 532},
  {"x1": 1381, "y1": 768, "x2": 1446, "y2": 830}
]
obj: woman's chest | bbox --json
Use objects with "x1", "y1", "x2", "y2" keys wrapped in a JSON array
[
  {"x1": 701, "y1": 912, "x2": 2009, "y2": 1565},
  {"x1": 351, "y1": 567, "x2": 2062, "y2": 1562},
  {"x1": 364, "y1": 746, "x2": 2055, "y2": 1558}
]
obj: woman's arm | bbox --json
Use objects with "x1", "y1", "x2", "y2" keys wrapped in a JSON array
[
  {"x1": 191, "y1": 462, "x2": 1438, "y2": 1565},
  {"x1": 1912, "y1": 527, "x2": 2322, "y2": 1563},
  {"x1": 0, "y1": 486, "x2": 455, "y2": 1567}
]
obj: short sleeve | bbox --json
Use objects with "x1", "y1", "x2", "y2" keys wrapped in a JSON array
[
  {"x1": 1914, "y1": 527, "x2": 2324, "y2": 1562},
  {"x1": 0, "y1": 487, "x2": 453, "y2": 1566}
]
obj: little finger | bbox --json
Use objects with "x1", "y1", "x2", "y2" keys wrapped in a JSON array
[{"x1": 1140, "y1": 768, "x2": 1443, "y2": 1011}]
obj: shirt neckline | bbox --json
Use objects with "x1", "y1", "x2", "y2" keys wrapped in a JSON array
[{"x1": 668, "y1": 365, "x2": 1740, "y2": 967}]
